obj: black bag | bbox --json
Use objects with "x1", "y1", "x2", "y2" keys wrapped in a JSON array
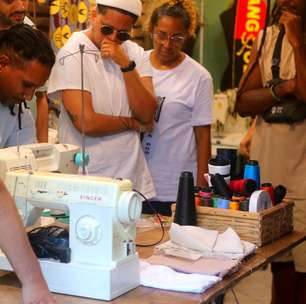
[{"x1": 262, "y1": 28, "x2": 306, "y2": 124}]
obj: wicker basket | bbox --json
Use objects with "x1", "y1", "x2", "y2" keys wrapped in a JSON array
[
  {"x1": 172, "y1": 201, "x2": 294, "y2": 247},
  {"x1": 194, "y1": 201, "x2": 294, "y2": 247}
]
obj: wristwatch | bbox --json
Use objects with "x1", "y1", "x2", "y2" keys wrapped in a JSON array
[{"x1": 120, "y1": 60, "x2": 136, "y2": 73}]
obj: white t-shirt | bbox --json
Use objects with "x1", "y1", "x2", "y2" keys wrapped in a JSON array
[
  {"x1": 142, "y1": 52, "x2": 213, "y2": 201},
  {"x1": 48, "y1": 31, "x2": 155, "y2": 198},
  {"x1": 0, "y1": 103, "x2": 36, "y2": 147}
]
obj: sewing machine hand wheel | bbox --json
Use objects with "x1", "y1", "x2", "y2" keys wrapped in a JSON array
[{"x1": 117, "y1": 191, "x2": 142, "y2": 225}]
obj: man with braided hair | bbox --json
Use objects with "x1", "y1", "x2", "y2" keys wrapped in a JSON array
[
  {"x1": 0, "y1": 24, "x2": 56, "y2": 303},
  {"x1": 142, "y1": 0, "x2": 213, "y2": 216},
  {"x1": 0, "y1": 0, "x2": 49, "y2": 146}
]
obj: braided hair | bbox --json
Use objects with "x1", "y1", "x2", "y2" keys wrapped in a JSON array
[
  {"x1": 0, "y1": 24, "x2": 55, "y2": 127},
  {"x1": 0, "y1": 24, "x2": 55, "y2": 69}
]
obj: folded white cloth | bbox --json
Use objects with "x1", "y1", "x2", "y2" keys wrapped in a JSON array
[
  {"x1": 146, "y1": 254, "x2": 239, "y2": 277},
  {"x1": 170, "y1": 223, "x2": 219, "y2": 252},
  {"x1": 166, "y1": 223, "x2": 256, "y2": 260},
  {"x1": 214, "y1": 227, "x2": 244, "y2": 254},
  {"x1": 140, "y1": 261, "x2": 221, "y2": 293}
]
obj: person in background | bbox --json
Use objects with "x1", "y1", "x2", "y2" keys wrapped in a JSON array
[
  {"x1": 142, "y1": 0, "x2": 213, "y2": 216},
  {"x1": 236, "y1": 0, "x2": 306, "y2": 303},
  {"x1": 0, "y1": 0, "x2": 49, "y2": 145},
  {"x1": 0, "y1": 24, "x2": 56, "y2": 303},
  {"x1": 48, "y1": 0, "x2": 157, "y2": 198}
]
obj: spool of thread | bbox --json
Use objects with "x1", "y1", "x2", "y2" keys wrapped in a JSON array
[
  {"x1": 274, "y1": 185, "x2": 287, "y2": 205},
  {"x1": 260, "y1": 183, "x2": 275, "y2": 205},
  {"x1": 199, "y1": 189, "x2": 212, "y2": 199},
  {"x1": 174, "y1": 171, "x2": 197, "y2": 225},
  {"x1": 232, "y1": 193, "x2": 246, "y2": 203},
  {"x1": 199, "y1": 190, "x2": 212, "y2": 207},
  {"x1": 243, "y1": 160, "x2": 260, "y2": 189},
  {"x1": 195, "y1": 195, "x2": 201, "y2": 206},
  {"x1": 212, "y1": 196, "x2": 219, "y2": 208},
  {"x1": 217, "y1": 198, "x2": 230, "y2": 209},
  {"x1": 202, "y1": 198, "x2": 213, "y2": 207},
  {"x1": 229, "y1": 201, "x2": 240, "y2": 210},
  {"x1": 240, "y1": 198, "x2": 250, "y2": 211},
  {"x1": 210, "y1": 173, "x2": 233, "y2": 199},
  {"x1": 248, "y1": 190, "x2": 272, "y2": 212},
  {"x1": 229, "y1": 179, "x2": 257, "y2": 196}
]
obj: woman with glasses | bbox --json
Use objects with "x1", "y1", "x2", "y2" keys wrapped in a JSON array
[
  {"x1": 48, "y1": 0, "x2": 157, "y2": 199},
  {"x1": 142, "y1": 0, "x2": 213, "y2": 216}
]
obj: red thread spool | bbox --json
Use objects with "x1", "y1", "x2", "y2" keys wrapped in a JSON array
[
  {"x1": 260, "y1": 183, "x2": 275, "y2": 205},
  {"x1": 229, "y1": 179, "x2": 257, "y2": 195}
]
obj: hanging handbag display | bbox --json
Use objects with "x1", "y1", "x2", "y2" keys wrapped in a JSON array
[{"x1": 262, "y1": 27, "x2": 306, "y2": 124}]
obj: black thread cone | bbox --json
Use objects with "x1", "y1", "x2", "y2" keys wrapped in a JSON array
[
  {"x1": 174, "y1": 171, "x2": 197, "y2": 226},
  {"x1": 274, "y1": 185, "x2": 287, "y2": 204},
  {"x1": 211, "y1": 173, "x2": 233, "y2": 199}
]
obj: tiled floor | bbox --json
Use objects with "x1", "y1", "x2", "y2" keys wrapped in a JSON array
[{"x1": 224, "y1": 266, "x2": 272, "y2": 304}]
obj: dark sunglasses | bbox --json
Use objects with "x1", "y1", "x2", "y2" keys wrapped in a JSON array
[{"x1": 100, "y1": 25, "x2": 131, "y2": 42}]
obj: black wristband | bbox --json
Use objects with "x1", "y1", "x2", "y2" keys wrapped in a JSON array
[{"x1": 120, "y1": 61, "x2": 136, "y2": 73}]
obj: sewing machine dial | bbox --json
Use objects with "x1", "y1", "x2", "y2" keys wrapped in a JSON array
[
  {"x1": 117, "y1": 191, "x2": 142, "y2": 225},
  {"x1": 75, "y1": 216, "x2": 102, "y2": 245}
]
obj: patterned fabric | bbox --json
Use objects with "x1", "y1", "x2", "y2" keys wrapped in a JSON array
[{"x1": 49, "y1": 0, "x2": 93, "y2": 52}]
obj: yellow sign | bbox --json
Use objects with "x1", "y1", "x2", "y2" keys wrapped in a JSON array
[
  {"x1": 53, "y1": 27, "x2": 62, "y2": 49},
  {"x1": 50, "y1": 0, "x2": 60, "y2": 15},
  {"x1": 62, "y1": 25, "x2": 72, "y2": 46},
  {"x1": 78, "y1": 1, "x2": 88, "y2": 24},
  {"x1": 61, "y1": 0, "x2": 70, "y2": 19},
  {"x1": 68, "y1": 4, "x2": 78, "y2": 25}
]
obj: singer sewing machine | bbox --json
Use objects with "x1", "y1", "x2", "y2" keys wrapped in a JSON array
[
  {"x1": 0, "y1": 143, "x2": 80, "y2": 180},
  {"x1": 0, "y1": 170, "x2": 142, "y2": 300}
]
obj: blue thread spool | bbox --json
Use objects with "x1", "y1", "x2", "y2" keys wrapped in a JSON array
[
  {"x1": 75, "y1": 152, "x2": 90, "y2": 167},
  {"x1": 217, "y1": 198, "x2": 230, "y2": 209},
  {"x1": 243, "y1": 160, "x2": 260, "y2": 189}
]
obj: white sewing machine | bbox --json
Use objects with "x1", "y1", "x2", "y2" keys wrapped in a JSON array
[
  {"x1": 0, "y1": 170, "x2": 142, "y2": 300},
  {"x1": 0, "y1": 143, "x2": 80, "y2": 180}
]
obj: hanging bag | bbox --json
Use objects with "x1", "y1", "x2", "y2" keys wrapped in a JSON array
[{"x1": 262, "y1": 28, "x2": 306, "y2": 124}]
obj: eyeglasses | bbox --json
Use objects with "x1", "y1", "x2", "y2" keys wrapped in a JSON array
[
  {"x1": 153, "y1": 31, "x2": 185, "y2": 46},
  {"x1": 100, "y1": 25, "x2": 131, "y2": 42}
]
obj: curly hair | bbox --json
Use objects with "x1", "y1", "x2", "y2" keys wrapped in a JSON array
[{"x1": 146, "y1": 0, "x2": 198, "y2": 37}]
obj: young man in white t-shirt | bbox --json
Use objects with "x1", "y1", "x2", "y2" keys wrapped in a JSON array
[{"x1": 48, "y1": 0, "x2": 157, "y2": 198}]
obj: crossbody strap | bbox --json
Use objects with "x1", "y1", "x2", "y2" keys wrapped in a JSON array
[{"x1": 271, "y1": 27, "x2": 285, "y2": 80}]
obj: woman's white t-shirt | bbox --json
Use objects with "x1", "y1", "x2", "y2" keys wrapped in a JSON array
[{"x1": 142, "y1": 52, "x2": 213, "y2": 201}]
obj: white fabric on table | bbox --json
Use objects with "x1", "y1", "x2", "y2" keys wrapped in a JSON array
[
  {"x1": 165, "y1": 223, "x2": 256, "y2": 260},
  {"x1": 140, "y1": 261, "x2": 221, "y2": 293}
]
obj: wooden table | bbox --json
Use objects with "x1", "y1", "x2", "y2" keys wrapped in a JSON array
[{"x1": 0, "y1": 229, "x2": 305, "y2": 304}]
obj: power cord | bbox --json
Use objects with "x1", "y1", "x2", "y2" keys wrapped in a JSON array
[{"x1": 133, "y1": 189, "x2": 165, "y2": 247}]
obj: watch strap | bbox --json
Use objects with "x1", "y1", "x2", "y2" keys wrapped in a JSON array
[{"x1": 120, "y1": 60, "x2": 136, "y2": 73}]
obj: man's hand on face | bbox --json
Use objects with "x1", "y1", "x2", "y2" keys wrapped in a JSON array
[
  {"x1": 279, "y1": 10, "x2": 304, "y2": 48},
  {"x1": 100, "y1": 39, "x2": 131, "y2": 68}
]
